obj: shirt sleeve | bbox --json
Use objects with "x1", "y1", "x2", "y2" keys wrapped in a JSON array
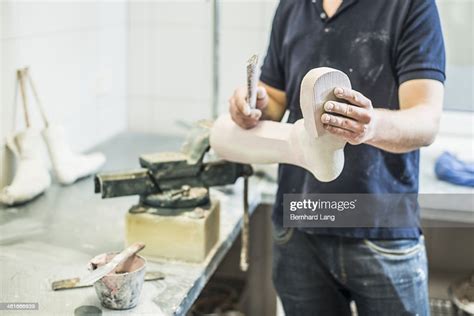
[
  {"x1": 395, "y1": 0, "x2": 446, "y2": 85},
  {"x1": 260, "y1": 2, "x2": 286, "y2": 91}
]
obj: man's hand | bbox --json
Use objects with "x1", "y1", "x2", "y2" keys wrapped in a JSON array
[
  {"x1": 229, "y1": 86, "x2": 269, "y2": 129},
  {"x1": 321, "y1": 79, "x2": 443, "y2": 153},
  {"x1": 322, "y1": 87, "x2": 376, "y2": 145}
]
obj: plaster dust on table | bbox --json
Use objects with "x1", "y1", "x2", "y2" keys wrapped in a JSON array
[{"x1": 0, "y1": 241, "x2": 98, "y2": 314}]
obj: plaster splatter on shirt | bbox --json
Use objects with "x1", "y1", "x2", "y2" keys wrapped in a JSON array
[{"x1": 351, "y1": 31, "x2": 390, "y2": 85}]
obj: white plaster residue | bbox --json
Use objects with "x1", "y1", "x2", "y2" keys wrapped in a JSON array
[
  {"x1": 417, "y1": 267, "x2": 426, "y2": 281},
  {"x1": 350, "y1": 31, "x2": 389, "y2": 84}
]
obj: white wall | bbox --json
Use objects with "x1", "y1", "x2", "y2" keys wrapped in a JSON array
[
  {"x1": 127, "y1": 0, "x2": 279, "y2": 135},
  {"x1": 0, "y1": 1, "x2": 128, "y2": 188},
  {"x1": 437, "y1": 0, "x2": 474, "y2": 112},
  {"x1": 0, "y1": 2, "x2": 5, "y2": 188},
  {"x1": 127, "y1": 1, "x2": 211, "y2": 135},
  {"x1": 218, "y1": 0, "x2": 278, "y2": 112}
]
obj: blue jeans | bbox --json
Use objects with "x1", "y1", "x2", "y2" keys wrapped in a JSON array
[{"x1": 272, "y1": 226, "x2": 429, "y2": 316}]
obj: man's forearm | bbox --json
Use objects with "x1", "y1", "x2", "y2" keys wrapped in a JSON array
[
  {"x1": 259, "y1": 82, "x2": 287, "y2": 122},
  {"x1": 261, "y1": 95, "x2": 286, "y2": 121},
  {"x1": 367, "y1": 105, "x2": 440, "y2": 153}
]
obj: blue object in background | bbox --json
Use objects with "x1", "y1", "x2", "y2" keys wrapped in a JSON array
[{"x1": 435, "y1": 152, "x2": 474, "y2": 187}]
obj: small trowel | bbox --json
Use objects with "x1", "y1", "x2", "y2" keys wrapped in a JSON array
[
  {"x1": 52, "y1": 271, "x2": 164, "y2": 291},
  {"x1": 81, "y1": 242, "x2": 145, "y2": 285},
  {"x1": 52, "y1": 242, "x2": 146, "y2": 291}
]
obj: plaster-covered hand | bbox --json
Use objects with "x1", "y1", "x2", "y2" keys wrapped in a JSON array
[
  {"x1": 229, "y1": 86, "x2": 269, "y2": 129},
  {"x1": 322, "y1": 87, "x2": 376, "y2": 145}
]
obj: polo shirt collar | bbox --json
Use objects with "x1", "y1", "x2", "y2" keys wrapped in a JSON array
[{"x1": 313, "y1": 0, "x2": 358, "y2": 22}]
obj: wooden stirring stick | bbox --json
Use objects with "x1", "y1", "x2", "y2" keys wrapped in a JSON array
[
  {"x1": 17, "y1": 69, "x2": 31, "y2": 128},
  {"x1": 23, "y1": 67, "x2": 49, "y2": 127}
]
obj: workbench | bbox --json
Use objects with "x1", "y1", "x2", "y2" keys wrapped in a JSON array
[
  {"x1": 1, "y1": 132, "x2": 472, "y2": 315},
  {"x1": 0, "y1": 133, "x2": 275, "y2": 316}
]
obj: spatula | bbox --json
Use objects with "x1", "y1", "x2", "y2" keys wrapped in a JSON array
[
  {"x1": 52, "y1": 271, "x2": 164, "y2": 291},
  {"x1": 80, "y1": 242, "x2": 145, "y2": 285}
]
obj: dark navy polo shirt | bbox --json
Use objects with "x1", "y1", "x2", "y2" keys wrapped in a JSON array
[{"x1": 261, "y1": 0, "x2": 446, "y2": 239}]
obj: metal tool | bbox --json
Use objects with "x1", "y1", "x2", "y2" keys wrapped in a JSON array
[
  {"x1": 240, "y1": 177, "x2": 250, "y2": 271},
  {"x1": 80, "y1": 242, "x2": 145, "y2": 285},
  {"x1": 246, "y1": 54, "x2": 259, "y2": 110},
  {"x1": 94, "y1": 122, "x2": 253, "y2": 268},
  {"x1": 52, "y1": 271, "x2": 165, "y2": 291},
  {"x1": 95, "y1": 122, "x2": 252, "y2": 204}
]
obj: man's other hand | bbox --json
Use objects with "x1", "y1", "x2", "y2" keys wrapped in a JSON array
[
  {"x1": 229, "y1": 86, "x2": 269, "y2": 129},
  {"x1": 322, "y1": 87, "x2": 376, "y2": 145}
]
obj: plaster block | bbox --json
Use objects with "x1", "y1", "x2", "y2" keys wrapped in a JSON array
[{"x1": 125, "y1": 200, "x2": 220, "y2": 263}]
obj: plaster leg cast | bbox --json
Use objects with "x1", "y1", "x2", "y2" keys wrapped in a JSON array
[
  {"x1": 0, "y1": 69, "x2": 51, "y2": 205},
  {"x1": 42, "y1": 125, "x2": 106, "y2": 185},
  {"x1": 25, "y1": 67, "x2": 106, "y2": 185},
  {"x1": 0, "y1": 129, "x2": 51, "y2": 205},
  {"x1": 210, "y1": 67, "x2": 352, "y2": 182}
]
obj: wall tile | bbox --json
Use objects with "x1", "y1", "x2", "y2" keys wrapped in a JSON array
[
  {"x1": 127, "y1": 96, "x2": 154, "y2": 133},
  {"x1": 218, "y1": 28, "x2": 267, "y2": 114},
  {"x1": 129, "y1": 1, "x2": 210, "y2": 28},
  {"x1": 220, "y1": 1, "x2": 263, "y2": 30},
  {"x1": 128, "y1": 95, "x2": 210, "y2": 136},
  {"x1": 155, "y1": 26, "x2": 211, "y2": 100},
  {"x1": 127, "y1": 0, "x2": 279, "y2": 130},
  {"x1": 1, "y1": 1, "x2": 128, "y2": 188},
  {"x1": 128, "y1": 25, "x2": 154, "y2": 96},
  {"x1": 151, "y1": 97, "x2": 211, "y2": 135},
  {"x1": 1, "y1": 1, "x2": 127, "y2": 40},
  {"x1": 437, "y1": 0, "x2": 473, "y2": 66},
  {"x1": 128, "y1": 24, "x2": 211, "y2": 100}
]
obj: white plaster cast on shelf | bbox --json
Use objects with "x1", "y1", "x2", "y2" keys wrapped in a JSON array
[
  {"x1": 1, "y1": 68, "x2": 107, "y2": 206},
  {"x1": 210, "y1": 67, "x2": 351, "y2": 182},
  {"x1": 0, "y1": 129, "x2": 51, "y2": 205},
  {"x1": 0, "y1": 69, "x2": 51, "y2": 206},
  {"x1": 23, "y1": 67, "x2": 106, "y2": 186},
  {"x1": 42, "y1": 125, "x2": 106, "y2": 185}
]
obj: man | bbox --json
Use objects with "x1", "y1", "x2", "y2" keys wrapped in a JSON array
[{"x1": 229, "y1": 0, "x2": 445, "y2": 315}]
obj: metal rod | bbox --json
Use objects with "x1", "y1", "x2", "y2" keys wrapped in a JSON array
[
  {"x1": 210, "y1": 0, "x2": 220, "y2": 119},
  {"x1": 240, "y1": 176, "x2": 249, "y2": 271},
  {"x1": 17, "y1": 69, "x2": 31, "y2": 128},
  {"x1": 24, "y1": 67, "x2": 49, "y2": 127}
]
